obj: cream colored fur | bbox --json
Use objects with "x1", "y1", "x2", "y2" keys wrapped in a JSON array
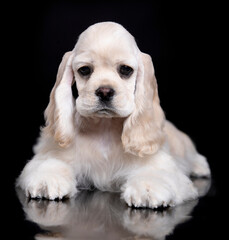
[{"x1": 17, "y1": 22, "x2": 210, "y2": 208}]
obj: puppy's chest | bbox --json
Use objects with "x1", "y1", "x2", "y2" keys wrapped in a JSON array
[
  {"x1": 76, "y1": 129, "x2": 123, "y2": 162},
  {"x1": 96, "y1": 133, "x2": 112, "y2": 159},
  {"x1": 94, "y1": 130, "x2": 122, "y2": 160}
]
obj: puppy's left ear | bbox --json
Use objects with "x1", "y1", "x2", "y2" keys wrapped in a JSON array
[
  {"x1": 43, "y1": 51, "x2": 75, "y2": 147},
  {"x1": 122, "y1": 53, "x2": 165, "y2": 157}
]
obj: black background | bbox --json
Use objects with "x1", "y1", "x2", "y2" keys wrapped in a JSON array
[{"x1": 4, "y1": 1, "x2": 226, "y2": 239}]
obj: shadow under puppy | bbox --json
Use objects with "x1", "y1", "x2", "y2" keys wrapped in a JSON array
[{"x1": 17, "y1": 22, "x2": 211, "y2": 208}]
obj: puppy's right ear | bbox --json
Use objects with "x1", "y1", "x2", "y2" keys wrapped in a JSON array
[{"x1": 43, "y1": 51, "x2": 75, "y2": 147}]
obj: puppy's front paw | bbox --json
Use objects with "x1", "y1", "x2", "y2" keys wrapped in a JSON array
[
  {"x1": 25, "y1": 174, "x2": 77, "y2": 200},
  {"x1": 17, "y1": 158, "x2": 77, "y2": 200},
  {"x1": 121, "y1": 180, "x2": 176, "y2": 209}
]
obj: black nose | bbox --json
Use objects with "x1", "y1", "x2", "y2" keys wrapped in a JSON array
[{"x1": 95, "y1": 87, "x2": 115, "y2": 102}]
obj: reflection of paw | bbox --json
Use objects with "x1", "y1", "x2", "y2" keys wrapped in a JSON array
[
  {"x1": 192, "y1": 178, "x2": 211, "y2": 197},
  {"x1": 122, "y1": 180, "x2": 176, "y2": 209},
  {"x1": 26, "y1": 199, "x2": 72, "y2": 226},
  {"x1": 123, "y1": 208, "x2": 170, "y2": 238},
  {"x1": 122, "y1": 200, "x2": 198, "y2": 239},
  {"x1": 17, "y1": 158, "x2": 77, "y2": 200}
]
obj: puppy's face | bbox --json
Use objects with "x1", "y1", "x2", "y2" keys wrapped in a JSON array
[{"x1": 72, "y1": 23, "x2": 140, "y2": 118}]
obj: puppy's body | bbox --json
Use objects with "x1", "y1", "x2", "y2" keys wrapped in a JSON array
[{"x1": 17, "y1": 22, "x2": 210, "y2": 208}]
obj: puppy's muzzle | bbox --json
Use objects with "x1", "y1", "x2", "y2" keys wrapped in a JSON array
[{"x1": 95, "y1": 87, "x2": 115, "y2": 103}]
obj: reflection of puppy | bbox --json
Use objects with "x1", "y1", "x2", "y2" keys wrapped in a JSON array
[
  {"x1": 16, "y1": 22, "x2": 210, "y2": 208},
  {"x1": 18, "y1": 183, "x2": 212, "y2": 240}
]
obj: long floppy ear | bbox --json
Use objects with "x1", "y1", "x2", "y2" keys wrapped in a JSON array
[
  {"x1": 121, "y1": 53, "x2": 165, "y2": 157},
  {"x1": 43, "y1": 51, "x2": 75, "y2": 147}
]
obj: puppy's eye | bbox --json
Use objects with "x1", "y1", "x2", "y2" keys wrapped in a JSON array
[
  {"x1": 119, "y1": 65, "x2": 134, "y2": 78},
  {"x1": 78, "y1": 66, "x2": 92, "y2": 77}
]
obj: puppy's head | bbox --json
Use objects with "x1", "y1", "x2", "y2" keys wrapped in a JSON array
[
  {"x1": 73, "y1": 22, "x2": 139, "y2": 118},
  {"x1": 44, "y1": 22, "x2": 165, "y2": 156}
]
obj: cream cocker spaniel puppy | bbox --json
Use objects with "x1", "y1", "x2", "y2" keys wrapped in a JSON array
[{"x1": 17, "y1": 22, "x2": 211, "y2": 208}]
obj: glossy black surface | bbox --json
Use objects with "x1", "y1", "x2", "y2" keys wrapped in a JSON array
[
  {"x1": 9, "y1": 177, "x2": 221, "y2": 240},
  {"x1": 15, "y1": 178, "x2": 210, "y2": 240}
]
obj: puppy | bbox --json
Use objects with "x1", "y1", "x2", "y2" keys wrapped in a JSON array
[{"x1": 17, "y1": 22, "x2": 210, "y2": 208}]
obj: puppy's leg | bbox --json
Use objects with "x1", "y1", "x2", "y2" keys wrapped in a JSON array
[
  {"x1": 190, "y1": 154, "x2": 211, "y2": 177},
  {"x1": 164, "y1": 121, "x2": 211, "y2": 178},
  {"x1": 121, "y1": 151, "x2": 198, "y2": 209},
  {"x1": 16, "y1": 156, "x2": 77, "y2": 200}
]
